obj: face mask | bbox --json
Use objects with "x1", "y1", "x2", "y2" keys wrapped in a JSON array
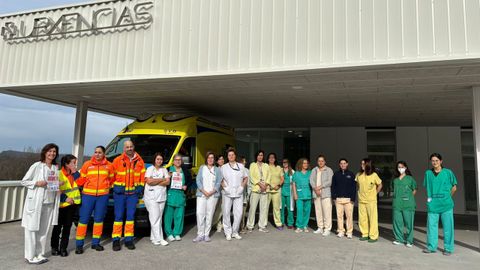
[{"x1": 398, "y1": 168, "x2": 406, "y2": 174}]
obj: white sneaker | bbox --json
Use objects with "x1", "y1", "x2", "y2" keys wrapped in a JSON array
[
  {"x1": 167, "y1": 235, "x2": 175, "y2": 242},
  {"x1": 37, "y1": 255, "x2": 47, "y2": 261},
  {"x1": 153, "y1": 241, "x2": 161, "y2": 246},
  {"x1": 304, "y1": 228, "x2": 309, "y2": 233},
  {"x1": 37, "y1": 255, "x2": 48, "y2": 263},
  {"x1": 226, "y1": 235, "x2": 232, "y2": 241},
  {"x1": 295, "y1": 228, "x2": 303, "y2": 233},
  {"x1": 313, "y1": 228, "x2": 323, "y2": 234},
  {"x1": 25, "y1": 257, "x2": 45, "y2": 265},
  {"x1": 406, "y1": 243, "x2": 413, "y2": 248},
  {"x1": 259, "y1": 228, "x2": 269, "y2": 233},
  {"x1": 216, "y1": 227, "x2": 222, "y2": 233},
  {"x1": 322, "y1": 230, "x2": 331, "y2": 236},
  {"x1": 337, "y1": 232, "x2": 344, "y2": 238},
  {"x1": 160, "y1": 240, "x2": 169, "y2": 246},
  {"x1": 175, "y1": 236, "x2": 182, "y2": 241},
  {"x1": 232, "y1": 233, "x2": 242, "y2": 240},
  {"x1": 346, "y1": 234, "x2": 353, "y2": 239},
  {"x1": 392, "y1": 240, "x2": 403, "y2": 245}
]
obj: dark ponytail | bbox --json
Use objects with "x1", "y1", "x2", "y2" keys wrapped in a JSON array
[{"x1": 61, "y1": 154, "x2": 77, "y2": 170}]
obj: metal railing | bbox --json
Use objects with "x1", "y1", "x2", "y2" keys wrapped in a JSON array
[{"x1": 0, "y1": 181, "x2": 26, "y2": 223}]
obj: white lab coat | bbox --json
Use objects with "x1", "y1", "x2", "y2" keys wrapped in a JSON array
[{"x1": 21, "y1": 162, "x2": 60, "y2": 231}]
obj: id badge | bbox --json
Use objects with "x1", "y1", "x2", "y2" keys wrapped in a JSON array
[
  {"x1": 171, "y1": 172, "x2": 182, "y2": 189},
  {"x1": 401, "y1": 197, "x2": 409, "y2": 201}
]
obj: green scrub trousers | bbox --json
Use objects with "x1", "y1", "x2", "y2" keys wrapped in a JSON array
[
  {"x1": 295, "y1": 199, "x2": 311, "y2": 229},
  {"x1": 427, "y1": 209, "x2": 454, "y2": 253},
  {"x1": 164, "y1": 189, "x2": 186, "y2": 237},
  {"x1": 392, "y1": 209, "x2": 415, "y2": 244},
  {"x1": 281, "y1": 194, "x2": 294, "y2": 226}
]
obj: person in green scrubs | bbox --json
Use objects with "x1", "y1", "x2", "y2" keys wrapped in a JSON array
[
  {"x1": 391, "y1": 161, "x2": 417, "y2": 247},
  {"x1": 292, "y1": 158, "x2": 312, "y2": 233},
  {"x1": 281, "y1": 159, "x2": 295, "y2": 229},
  {"x1": 423, "y1": 153, "x2": 457, "y2": 256},
  {"x1": 164, "y1": 154, "x2": 188, "y2": 242}
]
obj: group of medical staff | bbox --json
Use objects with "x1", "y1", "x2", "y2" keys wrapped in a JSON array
[{"x1": 20, "y1": 142, "x2": 458, "y2": 264}]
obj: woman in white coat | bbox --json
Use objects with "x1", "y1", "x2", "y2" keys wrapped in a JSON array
[
  {"x1": 21, "y1": 143, "x2": 61, "y2": 265},
  {"x1": 144, "y1": 153, "x2": 171, "y2": 246},
  {"x1": 193, "y1": 152, "x2": 222, "y2": 242}
]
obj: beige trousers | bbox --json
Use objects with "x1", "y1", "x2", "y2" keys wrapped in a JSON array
[
  {"x1": 247, "y1": 192, "x2": 268, "y2": 229},
  {"x1": 335, "y1": 198, "x2": 354, "y2": 235},
  {"x1": 314, "y1": 197, "x2": 332, "y2": 231},
  {"x1": 268, "y1": 192, "x2": 282, "y2": 227}
]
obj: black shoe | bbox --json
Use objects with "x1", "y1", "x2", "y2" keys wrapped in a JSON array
[
  {"x1": 112, "y1": 240, "x2": 121, "y2": 251},
  {"x1": 51, "y1": 248, "x2": 59, "y2": 256},
  {"x1": 60, "y1": 249, "x2": 69, "y2": 257},
  {"x1": 91, "y1": 244, "x2": 104, "y2": 251},
  {"x1": 125, "y1": 241, "x2": 136, "y2": 250},
  {"x1": 75, "y1": 247, "x2": 83, "y2": 254}
]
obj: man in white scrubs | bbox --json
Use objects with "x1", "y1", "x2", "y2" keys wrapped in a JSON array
[{"x1": 221, "y1": 148, "x2": 248, "y2": 241}]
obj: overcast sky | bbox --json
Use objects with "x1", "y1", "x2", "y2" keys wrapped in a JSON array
[{"x1": 0, "y1": 0, "x2": 130, "y2": 153}]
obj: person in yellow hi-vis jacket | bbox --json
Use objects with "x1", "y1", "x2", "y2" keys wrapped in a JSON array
[
  {"x1": 356, "y1": 158, "x2": 382, "y2": 243},
  {"x1": 246, "y1": 150, "x2": 271, "y2": 233},
  {"x1": 51, "y1": 154, "x2": 81, "y2": 257},
  {"x1": 267, "y1": 153, "x2": 284, "y2": 230}
]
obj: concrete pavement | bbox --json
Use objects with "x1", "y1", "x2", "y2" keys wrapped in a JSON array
[{"x1": 0, "y1": 218, "x2": 478, "y2": 270}]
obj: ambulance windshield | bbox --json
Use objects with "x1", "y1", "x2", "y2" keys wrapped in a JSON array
[{"x1": 105, "y1": 135, "x2": 181, "y2": 164}]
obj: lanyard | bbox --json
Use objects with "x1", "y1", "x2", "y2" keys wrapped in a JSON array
[
  {"x1": 228, "y1": 162, "x2": 240, "y2": 171},
  {"x1": 207, "y1": 166, "x2": 216, "y2": 176}
]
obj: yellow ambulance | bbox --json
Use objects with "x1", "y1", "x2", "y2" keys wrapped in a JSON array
[{"x1": 104, "y1": 114, "x2": 235, "y2": 227}]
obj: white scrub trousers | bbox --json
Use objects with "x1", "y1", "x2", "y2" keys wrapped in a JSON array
[
  {"x1": 222, "y1": 196, "x2": 243, "y2": 236},
  {"x1": 196, "y1": 196, "x2": 218, "y2": 237},
  {"x1": 144, "y1": 199, "x2": 166, "y2": 243},
  {"x1": 24, "y1": 203, "x2": 54, "y2": 261}
]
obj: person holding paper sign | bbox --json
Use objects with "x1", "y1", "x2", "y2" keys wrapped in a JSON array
[
  {"x1": 21, "y1": 143, "x2": 61, "y2": 265},
  {"x1": 194, "y1": 152, "x2": 223, "y2": 242},
  {"x1": 165, "y1": 154, "x2": 188, "y2": 242},
  {"x1": 221, "y1": 148, "x2": 248, "y2": 240}
]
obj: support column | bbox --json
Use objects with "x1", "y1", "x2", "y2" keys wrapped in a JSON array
[
  {"x1": 471, "y1": 87, "x2": 480, "y2": 251},
  {"x1": 72, "y1": 101, "x2": 88, "y2": 166}
]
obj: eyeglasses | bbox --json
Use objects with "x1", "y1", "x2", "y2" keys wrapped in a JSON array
[{"x1": 174, "y1": 159, "x2": 181, "y2": 161}]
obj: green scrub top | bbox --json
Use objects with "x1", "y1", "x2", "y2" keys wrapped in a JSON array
[
  {"x1": 423, "y1": 168, "x2": 457, "y2": 213},
  {"x1": 391, "y1": 175, "x2": 417, "y2": 211},
  {"x1": 282, "y1": 171, "x2": 293, "y2": 196},
  {"x1": 167, "y1": 166, "x2": 186, "y2": 207},
  {"x1": 293, "y1": 170, "x2": 312, "y2": 200}
]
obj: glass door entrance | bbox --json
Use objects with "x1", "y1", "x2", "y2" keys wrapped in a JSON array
[{"x1": 235, "y1": 128, "x2": 309, "y2": 165}]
